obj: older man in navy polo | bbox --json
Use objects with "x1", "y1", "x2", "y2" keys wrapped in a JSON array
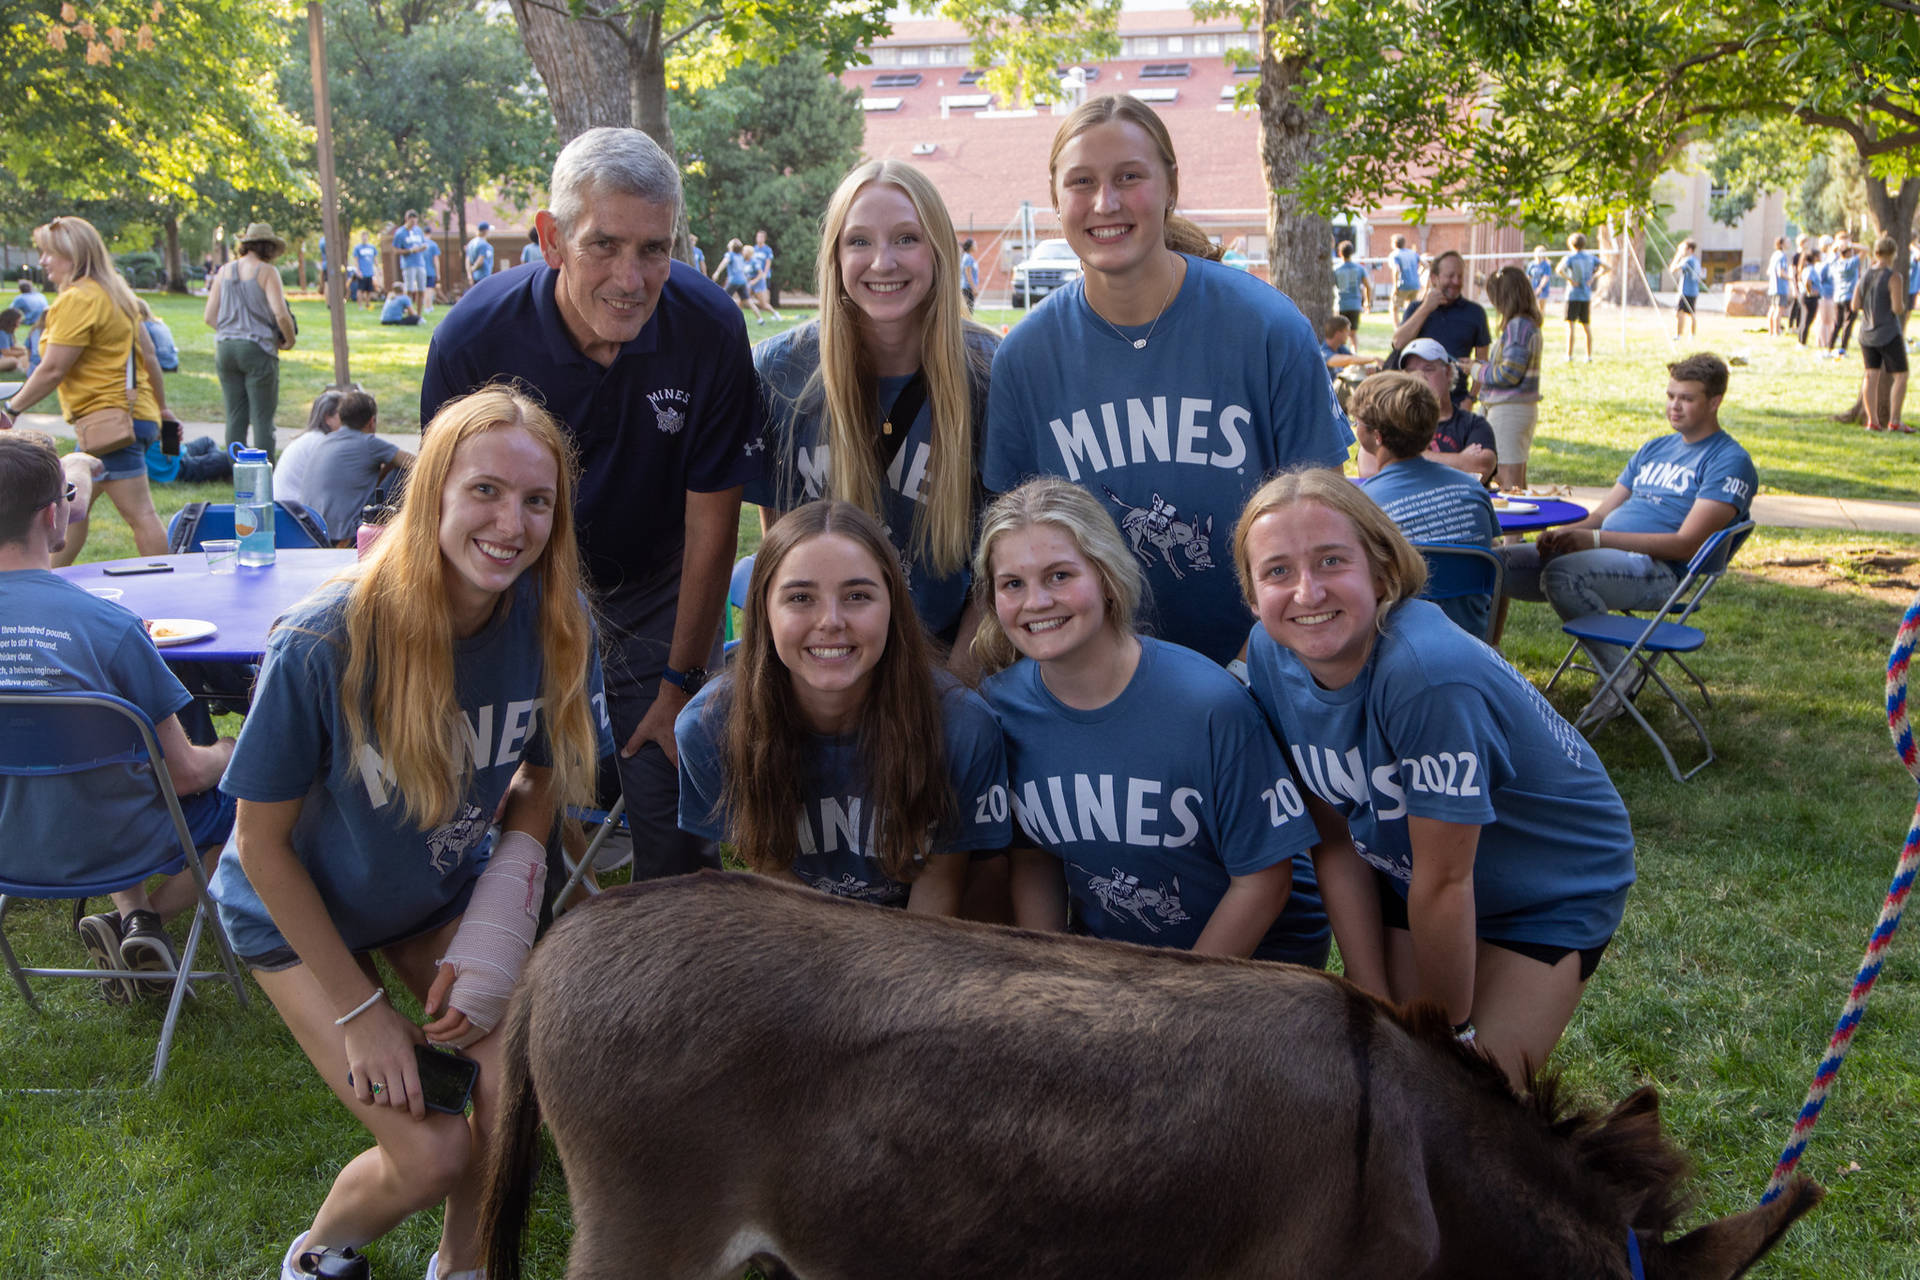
[
  {"x1": 1389, "y1": 249, "x2": 1490, "y2": 408},
  {"x1": 423, "y1": 127, "x2": 763, "y2": 879}
]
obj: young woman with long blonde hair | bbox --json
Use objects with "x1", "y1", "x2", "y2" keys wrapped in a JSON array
[
  {"x1": 676, "y1": 499, "x2": 1008, "y2": 911},
  {"x1": 982, "y1": 96, "x2": 1350, "y2": 667},
  {"x1": 209, "y1": 386, "x2": 610, "y2": 1280},
  {"x1": 0, "y1": 215, "x2": 171, "y2": 564},
  {"x1": 750, "y1": 160, "x2": 997, "y2": 660}
]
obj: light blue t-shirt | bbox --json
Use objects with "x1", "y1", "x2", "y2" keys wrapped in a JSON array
[
  {"x1": 1603, "y1": 429, "x2": 1758, "y2": 563},
  {"x1": 143, "y1": 318, "x2": 178, "y2": 372},
  {"x1": 1812, "y1": 260, "x2": 1835, "y2": 299},
  {"x1": 1389, "y1": 247, "x2": 1422, "y2": 291},
  {"x1": 380, "y1": 294, "x2": 411, "y2": 323},
  {"x1": 394, "y1": 224, "x2": 428, "y2": 270},
  {"x1": 1526, "y1": 258, "x2": 1553, "y2": 299},
  {"x1": 352, "y1": 242, "x2": 378, "y2": 277},
  {"x1": 983, "y1": 636, "x2": 1328, "y2": 964},
  {"x1": 1245, "y1": 602, "x2": 1635, "y2": 950},
  {"x1": 675, "y1": 673, "x2": 1010, "y2": 907},
  {"x1": 210, "y1": 578, "x2": 613, "y2": 957},
  {"x1": 984, "y1": 254, "x2": 1354, "y2": 664},
  {"x1": 747, "y1": 321, "x2": 996, "y2": 638},
  {"x1": 1835, "y1": 252, "x2": 1862, "y2": 297},
  {"x1": 1767, "y1": 249, "x2": 1791, "y2": 297},
  {"x1": 520, "y1": 242, "x2": 542, "y2": 267},
  {"x1": 961, "y1": 251, "x2": 980, "y2": 291},
  {"x1": 691, "y1": 245, "x2": 707, "y2": 276},
  {"x1": 1675, "y1": 254, "x2": 1702, "y2": 298},
  {"x1": 0, "y1": 571, "x2": 196, "y2": 883},
  {"x1": 750, "y1": 243, "x2": 773, "y2": 290},
  {"x1": 302, "y1": 428, "x2": 402, "y2": 541},
  {"x1": 1561, "y1": 250, "x2": 1601, "y2": 301},
  {"x1": 424, "y1": 239, "x2": 441, "y2": 283},
  {"x1": 1332, "y1": 260, "x2": 1370, "y2": 311},
  {"x1": 465, "y1": 236, "x2": 495, "y2": 280},
  {"x1": 1909, "y1": 255, "x2": 1920, "y2": 295},
  {"x1": 1359, "y1": 456, "x2": 1499, "y2": 636},
  {"x1": 722, "y1": 251, "x2": 751, "y2": 287},
  {"x1": 12, "y1": 289, "x2": 48, "y2": 325}
]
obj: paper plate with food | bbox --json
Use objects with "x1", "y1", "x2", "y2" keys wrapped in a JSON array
[{"x1": 143, "y1": 618, "x2": 218, "y2": 647}]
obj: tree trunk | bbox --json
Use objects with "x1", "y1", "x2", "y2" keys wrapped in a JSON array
[
  {"x1": 453, "y1": 170, "x2": 469, "y2": 288},
  {"x1": 508, "y1": 0, "x2": 632, "y2": 142},
  {"x1": 1256, "y1": 0, "x2": 1331, "y2": 331},
  {"x1": 162, "y1": 212, "x2": 186, "y2": 294}
]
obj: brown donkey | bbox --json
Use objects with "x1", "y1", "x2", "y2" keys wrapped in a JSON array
[{"x1": 481, "y1": 871, "x2": 1819, "y2": 1280}]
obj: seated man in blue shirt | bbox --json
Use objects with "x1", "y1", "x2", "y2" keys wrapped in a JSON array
[
  {"x1": 1501, "y1": 352, "x2": 1758, "y2": 712},
  {"x1": 0, "y1": 434, "x2": 238, "y2": 1001}
]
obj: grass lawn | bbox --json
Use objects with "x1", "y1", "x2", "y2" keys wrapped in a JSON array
[{"x1": 6, "y1": 297, "x2": 1920, "y2": 1277}]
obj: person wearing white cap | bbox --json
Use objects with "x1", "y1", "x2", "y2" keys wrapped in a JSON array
[
  {"x1": 1355, "y1": 336, "x2": 1495, "y2": 484},
  {"x1": 204, "y1": 220, "x2": 297, "y2": 459}
]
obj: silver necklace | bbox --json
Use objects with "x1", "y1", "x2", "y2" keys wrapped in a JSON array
[{"x1": 1093, "y1": 255, "x2": 1180, "y2": 350}]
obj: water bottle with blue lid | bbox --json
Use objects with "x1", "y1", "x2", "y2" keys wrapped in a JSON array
[{"x1": 230, "y1": 442, "x2": 275, "y2": 566}]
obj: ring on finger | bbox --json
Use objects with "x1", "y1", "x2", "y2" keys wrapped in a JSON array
[{"x1": 371, "y1": 1081, "x2": 386, "y2": 1096}]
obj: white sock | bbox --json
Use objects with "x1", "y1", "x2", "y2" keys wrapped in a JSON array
[{"x1": 282, "y1": 1232, "x2": 311, "y2": 1280}]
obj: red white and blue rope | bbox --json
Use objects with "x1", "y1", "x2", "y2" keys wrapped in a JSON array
[{"x1": 1762, "y1": 589, "x2": 1920, "y2": 1204}]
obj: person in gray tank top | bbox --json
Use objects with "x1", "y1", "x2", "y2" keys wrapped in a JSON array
[
  {"x1": 204, "y1": 221, "x2": 296, "y2": 459},
  {"x1": 1855, "y1": 235, "x2": 1911, "y2": 434}
]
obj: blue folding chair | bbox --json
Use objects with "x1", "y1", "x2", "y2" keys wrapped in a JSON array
[
  {"x1": 1413, "y1": 542, "x2": 1504, "y2": 642},
  {"x1": 167, "y1": 500, "x2": 330, "y2": 552},
  {"x1": 723, "y1": 553, "x2": 756, "y2": 659},
  {"x1": 1545, "y1": 520, "x2": 1756, "y2": 781},
  {"x1": 0, "y1": 692, "x2": 249, "y2": 1084}
]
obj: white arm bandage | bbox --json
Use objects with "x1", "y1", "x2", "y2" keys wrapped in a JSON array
[{"x1": 437, "y1": 829, "x2": 546, "y2": 1037}]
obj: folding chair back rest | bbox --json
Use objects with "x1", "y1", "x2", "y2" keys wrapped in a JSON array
[
  {"x1": 1665, "y1": 520, "x2": 1755, "y2": 624},
  {"x1": 1414, "y1": 543, "x2": 1504, "y2": 601},
  {"x1": 167, "y1": 500, "x2": 330, "y2": 553},
  {"x1": 729, "y1": 554, "x2": 756, "y2": 613}
]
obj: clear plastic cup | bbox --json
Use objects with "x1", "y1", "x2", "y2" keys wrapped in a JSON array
[
  {"x1": 86, "y1": 586, "x2": 124, "y2": 602},
  {"x1": 203, "y1": 539, "x2": 240, "y2": 575}
]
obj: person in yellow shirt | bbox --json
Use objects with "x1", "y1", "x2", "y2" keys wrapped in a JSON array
[{"x1": 0, "y1": 216, "x2": 169, "y2": 564}]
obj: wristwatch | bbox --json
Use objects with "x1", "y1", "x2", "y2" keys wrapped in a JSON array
[{"x1": 662, "y1": 664, "x2": 711, "y2": 695}]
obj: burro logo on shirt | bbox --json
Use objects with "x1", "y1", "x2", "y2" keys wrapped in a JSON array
[
  {"x1": 1012, "y1": 773, "x2": 1204, "y2": 848},
  {"x1": 1291, "y1": 744, "x2": 1409, "y2": 822},
  {"x1": 1047, "y1": 396, "x2": 1249, "y2": 481},
  {"x1": 647, "y1": 387, "x2": 690, "y2": 435}
]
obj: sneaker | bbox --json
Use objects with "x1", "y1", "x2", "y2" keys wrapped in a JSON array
[
  {"x1": 76, "y1": 911, "x2": 134, "y2": 1004},
  {"x1": 285, "y1": 1233, "x2": 372, "y2": 1280},
  {"x1": 119, "y1": 909, "x2": 179, "y2": 999},
  {"x1": 1894, "y1": 423, "x2": 1914, "y2": 435}
]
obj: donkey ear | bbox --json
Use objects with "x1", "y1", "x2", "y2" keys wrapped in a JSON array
[{"x1": 1650, "y1": 1178, "x2": 1823, "y2": 1280}]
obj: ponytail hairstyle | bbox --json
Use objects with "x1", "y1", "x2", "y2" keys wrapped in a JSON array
[
  {"x1": 332, "y1": 385, "x2": 598, "y2": 831},
  {"x1": 32, "y1": 216, "x2": 139, "y2": 323},
  {"x1": 721, "y1": 499, "x2": 954, "y2": 883},
  {"x1": 803, "y1": 159, "x2": 992, "y2": 578},
  {"x1": 1485, "y1": 265, "x2": 1542, "y2": 329},
  {"x1": 970, "y1": 476, "x2": 1145, "y2": 675},
  {"x1": 1047, "y1": 95, "x2": 1223, "y2": 262}
]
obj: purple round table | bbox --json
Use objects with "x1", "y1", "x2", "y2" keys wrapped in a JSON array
[
  {"x1": 1496, "y1": 498, "x2": 1588, "y2": 535},
  {"x1": 55, "y1": 550, "x2": 358, "y2": 662}
]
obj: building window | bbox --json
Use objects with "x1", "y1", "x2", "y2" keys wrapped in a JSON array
[
  {"x1": 1140, "y1": 62, "x2": 1192, "y2": 79},
  {"x1": 900, "y1": 46, "x2": 924, "y2": 65},
  {"x1": 1131, "y1": 88, "x2": 1180, "y2": 103},
  {"x1": 958, "y1": 68, "x2": 986, "y2": 84},
  {"x1": 1130, "y1": 36, "x2": 1159, "y2": 56},
  {"x1": 862, "y1": 97, "x2": 904, "y2": 112},
  {"x1": 1167, "y1": 35, "x2": 1184, "y2": 52},
  {"x1": 1195, "y1": 34, "x2": 1221, "y2": 54},
  {"x1": 871, "y1": 47, "x2": 900, "y2": 66},
  {"x1": 873, "y1": 72, "x2": 924, "y2": 88},
  {"x1": 1226, "y1": 32, "x2": 1253, "y2": 50}
]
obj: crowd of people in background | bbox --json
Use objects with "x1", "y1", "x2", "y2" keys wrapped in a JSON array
[{"x1": 4, "y1": 94, "x2": 1919, "y2": 1280}]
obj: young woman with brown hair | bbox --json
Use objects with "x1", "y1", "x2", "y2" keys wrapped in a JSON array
[
  {"x1": 675, "y1": 499, "x2": 1008, "y2": 910},
  {"x1": 1478, "y1": 264, "x2": 1544, "y2": 491}
]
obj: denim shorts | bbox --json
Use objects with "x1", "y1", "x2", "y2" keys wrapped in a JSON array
[
  {"x1": 97, "y1": 418, "x2": 161, "y2": 481},
  {"x1": 239, "y1": 879, "x2": 475, "y2": 973}
]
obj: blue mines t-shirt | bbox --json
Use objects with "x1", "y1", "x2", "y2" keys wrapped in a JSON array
[
  {"x1": 675, "y1": 673, "x2": 1010, "y2": 907},
  {"x1": 722, "y1": 251, "x2": 751, "y2": 287},
  {"x1": 985, "y1": 254, "x2": 1353, "y2": 664},
  {"x1": 1676, "y1": 255, "x2": 1702, "y2": 298},
  {"x1": 394, "y1": 225, "x2": 428, "y2": 270},
  {"x1": 1526, "y1": 259, "x2": 1553, "y2": 298},
  {"x1": 1768, "y1": 250, "x2": 1790, "y2": 296},
  {"x1": 983, "y1": 637, "x2": 1328, "y2": 964},
  {"x1": 1246, "y1": 602, "x2": 1635, "y2": 949},
  {"x1": 749, "y1": 322, "x2": 997, "y2": 638},
  {"x1": 1332, "y1": 260, "x2": 1370, "y2": 311},
  {"x1": 466, "y1": 236, "x2": 494, "y2": 279},
  {"x1": 1389, "y1": 247, "x2": 1422, "y2": 290},
  {"x1": 751, "y1": 244, "x2": 773, "y2": 286},
  {"x1": 352, "y1": 243, "x2": 378, "y2": 277},
  {"x1": 0, "y1": 571, "x2": 197, "y2": 883},
  {"x1": 210, "y1": 577, "x2": 615, "y2": 957},
  {"x1": 1603, "y1": 429, "x2": 1757, "y2": 566},
  {"x1": 380, "y1": 294, "x2": 411, "y2": 323},
  {"x1": 1561, "y1": 250, "x2": 1600, "y2": 301}
]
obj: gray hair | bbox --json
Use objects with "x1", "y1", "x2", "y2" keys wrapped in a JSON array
[{"x1": 549, "y1": 127, "x2": 682, "y2": 234}]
